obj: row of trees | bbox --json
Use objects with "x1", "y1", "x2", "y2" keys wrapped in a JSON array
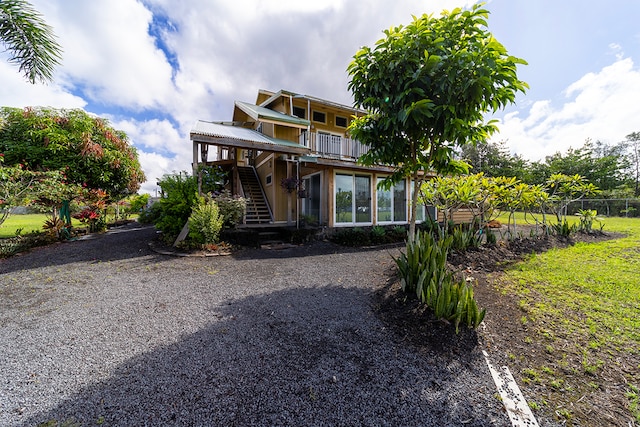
[
  {"x1": 421, "y1": 172, "x2": 600, "y2": 239},
  {"x1": 459, "y1": 136, "x2": 640, "y2": 197}
]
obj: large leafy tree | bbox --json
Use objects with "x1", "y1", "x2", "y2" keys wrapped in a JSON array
[
  {"x1": 624, "y1": 132, "x2": 640, "y2": 196},
  {"x1": 458, "y1": 139, "x2": 529, "y2": 181},
  {"x1": 0, "y1": 107, "x2": 145, "y2": 203},
  {"x1": 347, "y1": 3, "x2": 527, "y2": 240},
  {"x1": 528, "y1": 140, "x2": 630, "y2": 193},
  {"x1": 0, "y1": 0, "x2": 62, "y2": 83}
]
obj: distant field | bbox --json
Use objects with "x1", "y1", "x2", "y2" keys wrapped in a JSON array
[{"x1": 1, "y1": 214, "x2": 82, "y2": 238}]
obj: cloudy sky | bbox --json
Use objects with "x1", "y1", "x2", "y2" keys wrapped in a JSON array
[{"x1": 2, "y1": 0, "x2": 639, "y2": 194}]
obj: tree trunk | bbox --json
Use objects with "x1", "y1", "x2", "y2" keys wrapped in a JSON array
[{"x1": 408, "y1": 172, "x2": 421, "y2": 243}]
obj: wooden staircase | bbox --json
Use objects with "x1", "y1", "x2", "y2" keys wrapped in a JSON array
[{"x1": 237, "y1": 166, "x2": 273, "y2": 224}]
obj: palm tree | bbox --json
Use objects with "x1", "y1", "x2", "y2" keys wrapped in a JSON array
[{"x1": 0, "y1": 0, "x2": 62, "y2": 84}]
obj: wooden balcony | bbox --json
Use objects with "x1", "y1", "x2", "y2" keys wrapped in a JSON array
[{"x1": 299, "y1": 132, "x2": 369, "y2": 161}]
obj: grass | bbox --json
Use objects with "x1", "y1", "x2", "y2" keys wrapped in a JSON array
[
  {"x1": 0, "y1": 213, "x2": 135, "y2": 238},
  {"x1": 494, "y1": 214, "x2": 640, "y2": 423},
  {"x1": 0, "y1": 214, "x2": 56, "y2": 237},
  {"x1": 505, "y1": 216, "x2": 640, "y2": 352}
]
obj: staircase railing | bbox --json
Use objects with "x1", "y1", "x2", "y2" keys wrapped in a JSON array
[{"x1": 239, "y1": 166, "x2": 273, "y2": 223}]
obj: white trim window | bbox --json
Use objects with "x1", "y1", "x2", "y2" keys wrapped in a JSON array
[
  {"x1": 335, "y1": 172, "x2": 372, "y2": 225},
  {"x1": 376, "y1": 177, "x2": 407, "y2": 223},
  {"x1": 312, "y1": 110, "x2": 326, "y2": 124},
  {"x1": 410, "y1": 181, "x2": 437, "y2": 223}
]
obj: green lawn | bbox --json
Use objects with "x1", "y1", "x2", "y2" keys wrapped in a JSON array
[
  {"x1": 494, "y1": 215, "x2": 640, "y2": 423},
  {"x1": 0, "y1": 214, "x2": 84, "y2": 238}
]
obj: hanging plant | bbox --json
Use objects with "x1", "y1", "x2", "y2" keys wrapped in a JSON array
[
  {"x1": 281, "y1": 177, "x2": 307, "y2": 198},
  {"x1": 281, "y1": 177, "x2": 301, "y2": 193}
]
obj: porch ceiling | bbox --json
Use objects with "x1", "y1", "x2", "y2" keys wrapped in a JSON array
[{"x1": 190, "y1": 120, "x2": 311, "y2": 155}]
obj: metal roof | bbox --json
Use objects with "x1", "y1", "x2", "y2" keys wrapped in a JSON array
[
  {"x1": 235, "y1": 101, "x2": 310, "y2": 127},
  {"x1": 258, "y1": 89, "x2": 366, "y2": 115},
  {"x1": 190, "y1": 121, "x2": 309, "y2": 153}
]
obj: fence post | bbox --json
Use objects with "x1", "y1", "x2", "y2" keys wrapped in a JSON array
[{"x1": 626, "y1": 199, "x2": 629, "y2": 217}]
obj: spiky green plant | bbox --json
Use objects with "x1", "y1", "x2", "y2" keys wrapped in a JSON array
[{"x1": 394, "y1": 230, "x2": 486, "y2": 333}]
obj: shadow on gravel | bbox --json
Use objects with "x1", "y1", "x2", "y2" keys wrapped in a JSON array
[
  {"x1": 0, "y1": 223, "x2": 168, "y2": 274},
  {"x1": 231, "y1": 241, "x2": 405, "y2": 261},
  {"x1": 20, "y1": 285, "x2": 508, "y2": 427}
]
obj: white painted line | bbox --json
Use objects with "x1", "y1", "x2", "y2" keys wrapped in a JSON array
[{"x1": 483, "y1": 350, "x2": 539, "y2": 427}]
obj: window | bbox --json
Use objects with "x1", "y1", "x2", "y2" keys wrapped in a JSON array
[
  {"x1": 335, "y1": 116, "x2": 348, "y2": 128},
  {"x1": 377, "y1": 178, "x2": 406, "y2": 223},
  {"x1": 265, "y1": 174, "x2": 272, "y2": 186},
  {"x1": 335, "y1": 172, "x2": 371, "y2": 225},
  {"x1": 302, "y1": 173, "x2": 321, "y2": 223},
  {"x1": 312, "y1": 110, "x2": 326, "y2": 123},
  {"x1": 410, "y1": 181, "x2": 436, "y2": 223},
  {"x1": 293, "y1": 106, "x2": 306, "y2": 119}
]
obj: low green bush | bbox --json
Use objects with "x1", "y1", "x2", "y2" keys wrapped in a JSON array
[
  {"x1": 450, "y1": 225, "x2": 481, "y2": 251},
  {"x1": 188, "y1": 197, "x2": 224, "y2": 246},
  {"x1": 370, "y1": 225, "x2": 387, "y2": 244},
  {"x1": 393, "y1": 230, "x2": 486, "y2": 333},
  {"x1": 330, "y1": 227, "x2": 370, "y2": 246},
  {"x1": 212, "y1": 190, "x2": 246, "y2": 228},
  {"x1": 551, "y1": 219, "x2": 577, "y2": 237},
  {"x1": 0, "y1": 233, "x2": 56, "y2": 258}
]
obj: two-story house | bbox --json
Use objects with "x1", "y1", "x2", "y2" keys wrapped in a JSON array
[{"x1": 190, "y1": 89, "x2": 435, "y2": 228}]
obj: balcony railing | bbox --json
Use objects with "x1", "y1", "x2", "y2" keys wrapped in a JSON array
[{"x1": 299, "y1": 132, "x2": 369, "y2": 161}]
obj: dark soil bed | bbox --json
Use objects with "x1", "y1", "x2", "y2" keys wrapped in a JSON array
[{"x1": 373, "y1": 230, "x2": 635, "y2": 427}]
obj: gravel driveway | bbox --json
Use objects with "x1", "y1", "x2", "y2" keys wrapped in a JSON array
[{"x1": 0, "y1": 222, "x2": 509, "y2": 426}]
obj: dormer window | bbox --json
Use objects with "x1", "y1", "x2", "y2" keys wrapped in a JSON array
[
  {"x1": 312, "y1": 110, "x2": 326, "y2": 124},
  {"x1": 293, "y1": 106, "x2": 306, "y2": 119},
  {"x1": 256, "y1": 122, "x2": 263, "y2": 133}
]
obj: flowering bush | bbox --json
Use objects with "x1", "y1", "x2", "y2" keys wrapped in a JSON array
[
  {"x1": 212, "y1": 190, "x2": 246, "y2": 228},
  {"x1": 72, "y1": 189, "x2": 109, "y2": 232}
]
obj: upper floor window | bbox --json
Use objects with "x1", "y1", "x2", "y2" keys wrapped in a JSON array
[
  {"x1": 293, "y1": 106, "x2": 306, "y2": 119},
  {"x1": 312, "y1": 110, "x2": 326, "y2": 124},
  {"x1": 335, "y1": 116, "x2": 348, "y2": 128}
]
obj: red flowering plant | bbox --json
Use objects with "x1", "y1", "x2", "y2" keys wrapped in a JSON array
[{"x1": 72, "y1": 189, "x2": 109, "y2": 233}]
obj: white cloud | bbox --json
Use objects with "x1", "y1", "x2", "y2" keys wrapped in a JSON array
[
  {"x1": 0, "y1": 61, "x2": 86, "y2": 108},
  {"x1": 10, "y1": 0, "x2": 635, "y2": 195},
  {"x1": 494, "y1": 57, "x2": 640, "y2": 161},
  {"x1": 35, "y1": 0, "x2": 177, "y2": 111},
  {"x1": 136, "y1": 151, "x2": 173, "y2": 195},
  {"x1": 112, "y1": 117, "x2": 193, "y2": 194}
]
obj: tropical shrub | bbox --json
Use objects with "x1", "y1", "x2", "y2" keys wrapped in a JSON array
[
  {"x1": 212, "y1": 190, "x2": 246, "y2": 228},
  {"x1": 394, "y1": 230, "x2": 452, "y2": 297},
  {"x1": 551, "y1": 219, "x2": 578, "y2": 237},
  {"x1": 370, "y1": 225, "x2": 387, "y2": 244},
  {"x1": 138, "y1": 201, "x2": 162, "y2": 225},
  {"x1": 330, "y1": 227, "x2": 370, "y2": 246},
  {"x1": 188, "y1": 196, "x2": 224, "y2": 245},
  {"x1": 154, "y1": 172, "x2": 198, "y2": 240},
  {"x1": 393, "y1": 230, "x2": 486, "y2": 333},
  {"x1": 390, "y1": 225, "x2": 408, "y2": 241},
  {"x1": 576, "y1": 209, "x2": 602, "y2": 233},
  {"x1": 125, "y1": 193, "x2": 149, "y2": 216},
  {"x1": 450, "y1": 225, "x2": 481, "y2": 251}
]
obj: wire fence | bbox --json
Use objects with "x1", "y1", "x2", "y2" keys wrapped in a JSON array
[{"x1": 565, "y1": 199, "x2": 640, "y2": 218}]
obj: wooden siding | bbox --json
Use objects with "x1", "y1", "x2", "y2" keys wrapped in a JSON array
[{"x1": 274, "y1": 124, "x2": 299, "y2": 142}]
